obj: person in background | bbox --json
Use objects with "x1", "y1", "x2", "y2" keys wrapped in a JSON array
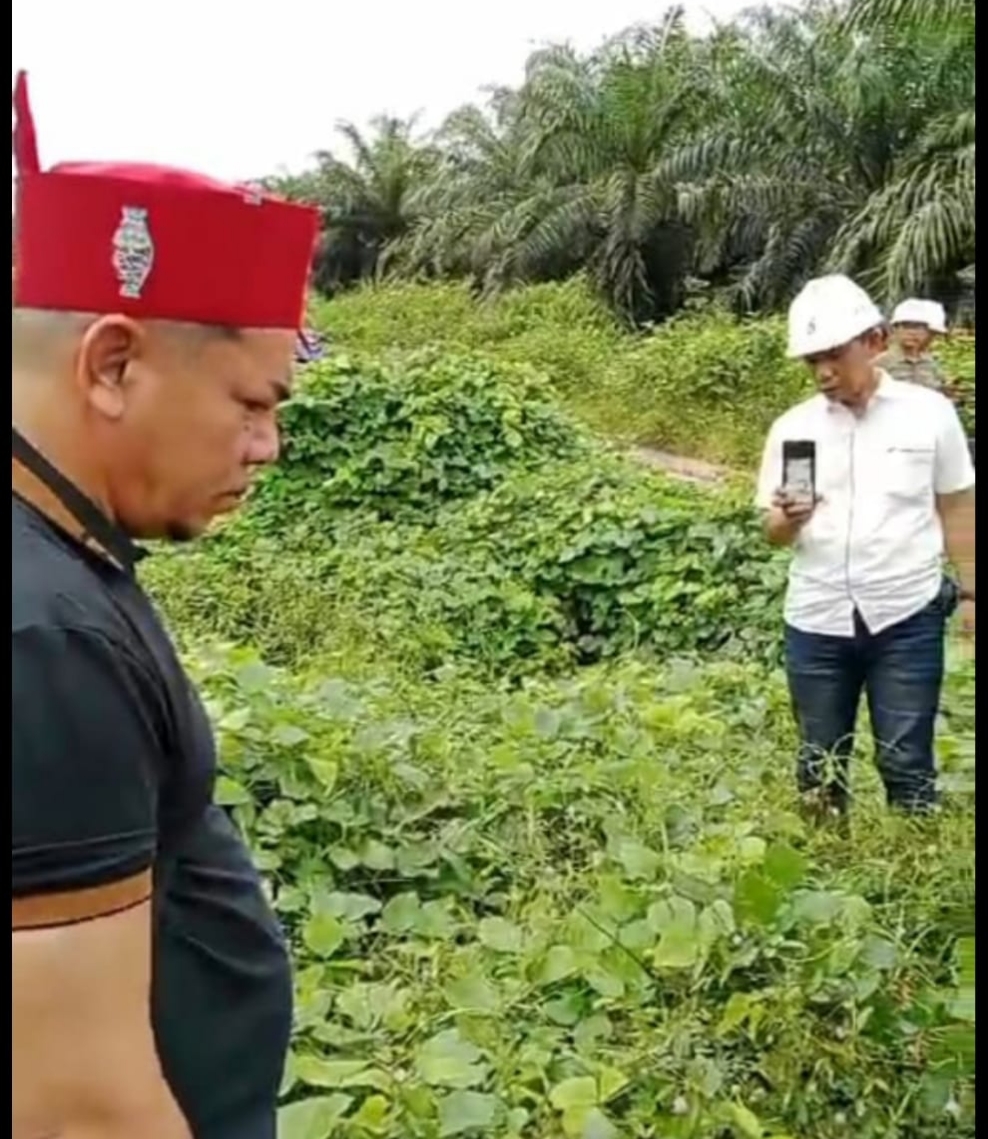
[
  {"x1": 878, "y1": 297, "x2": 951, "y2": 392},
  {"x1": 880, "y1": 297, "x2": 975, "y2": 467},
  {"x1": 756, "y1": 274, "x2": 975, "y2": 825},
  {"x1": 12, "y1": 72, "x2": 318, "y2": 1139},
  {"x1": 295, "y1": 325, "x2": 329, "y2": 364}
]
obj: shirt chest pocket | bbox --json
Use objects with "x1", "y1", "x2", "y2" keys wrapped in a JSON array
[{"x1": 884, "y1": 447, "x2": 935, "y2": 500}]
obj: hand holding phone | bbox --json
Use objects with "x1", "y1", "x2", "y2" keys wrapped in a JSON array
[{"x1": 775, "y1": 439, "x2": 819, "y2": 526}]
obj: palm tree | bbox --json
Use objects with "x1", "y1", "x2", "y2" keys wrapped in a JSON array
[
  {"x1": 270, "y1": 116, "x2": 438, "y2": 292},
  {"x1": 269, "y1": 0, "x2": 974, "y2": 319},
  {"x1": 667, "y1": 1, "x2": 972, "y2": 308},
  {"x1": 391, "y1": 90, "x2": 547, "y2": 288},
  {"x1": 494, "y1": 12, "x2": 716, "y2": 323},
  {"x1": 398, "y1": 10, "x2": 718, "y2": 324},
  {"x1": 831, "y1": 0, "x2": 974, "y2": 301}
]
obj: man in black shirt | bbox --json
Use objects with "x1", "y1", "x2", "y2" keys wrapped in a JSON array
[{"x1": 11, "y1": 72, "x2": 319, "y2": 1139}]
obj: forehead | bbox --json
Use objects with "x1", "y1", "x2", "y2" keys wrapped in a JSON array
[{"x1": 806, "y1": 339, "x2": 861, "y2": 365}]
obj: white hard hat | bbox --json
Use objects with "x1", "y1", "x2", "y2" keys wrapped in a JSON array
[
  {"x1": 787, "y1": 274, "x2": 886, "y2": 359},
  {"x1": 891, "y1": 297, "x2": 947, "y2": 334}
]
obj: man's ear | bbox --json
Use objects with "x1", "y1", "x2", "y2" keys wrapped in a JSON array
[
  {"x1": 75, "y1": 315, "x2": 147, "y2": 420},
  {"x1": 863, "y1": 327, "x2": 887, "y2": 357}
]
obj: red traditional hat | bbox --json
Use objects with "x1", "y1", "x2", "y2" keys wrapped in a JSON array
[{"x1": 12, "y1": 72, "x2": 320, "y2": 330}]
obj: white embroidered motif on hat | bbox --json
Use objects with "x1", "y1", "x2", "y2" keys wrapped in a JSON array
[{"x1": 112, "y1": 206, "x2": 155, "y2": 299}]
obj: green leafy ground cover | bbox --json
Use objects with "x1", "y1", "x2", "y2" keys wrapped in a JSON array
[{"x1": 144, "y1": 308, "x2": 975, "y2": 1138}]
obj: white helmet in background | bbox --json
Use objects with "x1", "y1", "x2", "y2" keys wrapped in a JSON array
[
  {"x1": 891, "y1": 297, "x2": 947, "y2": 334},
  {"x1": 787, "y1": 274, "x2": 886, "y2": 359}
]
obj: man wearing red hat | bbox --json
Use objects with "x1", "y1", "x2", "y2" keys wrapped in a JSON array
[{"x1": 11, "y1": 74, "x2": 319, "y2": 1139}]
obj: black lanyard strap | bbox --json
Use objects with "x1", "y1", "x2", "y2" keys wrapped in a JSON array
[{"x1": 12, "y1": 426, "x2": 145, "y2": 571}]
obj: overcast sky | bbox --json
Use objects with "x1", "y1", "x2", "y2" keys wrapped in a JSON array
[{"x1": 13, "y1": 0, "x2": 759, "y2": 187}]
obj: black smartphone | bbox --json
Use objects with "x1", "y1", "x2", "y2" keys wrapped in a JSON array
[{"x1": 782, "y1": 439, "x2": 816, "y2": 501}]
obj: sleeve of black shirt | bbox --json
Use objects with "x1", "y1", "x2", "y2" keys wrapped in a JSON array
[{"x1": 12, "y1": 623, "x2": 165, "y2": 898}]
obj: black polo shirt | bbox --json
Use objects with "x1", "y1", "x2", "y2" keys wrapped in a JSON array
[{"x1": 12, "y1": 492, "x2": 292, "y2": 1139}]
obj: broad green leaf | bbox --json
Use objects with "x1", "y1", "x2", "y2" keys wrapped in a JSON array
[
  {"x1": 219, "y1": 707, "x2": 250, "y2": 732},
  {"x1": 336, "y1": 981, "x2": 409, "y2": 1030},
  {"x1": 360, "y1": 838, "x2": 396, "y2": 870},
  {"x1": 294, "y1": 1055, "x2": 386, "y2": 1090},
  {"x1": 763, "y1": 842, "x2": 808, "y2": 889},
  {"x1": 381, "y1": 891, "x2": 421, "y2": 933},
  {"x1": 549, "y1": 1075, "x2": 598, "y2": 1111},
  {"x1": 271, "y1": 723, "x2": 310, "y2": 746},
  {"x1": 738, "y1": 836, "x2": 767, "y2": 865},
  {"x1": 574, "y1": 1014, "x2": 612, "y2": 1053},
  {"x1": 214, "y1": 775, "x2": 253, "y2": 806},
  {"x1": 533, "y1": 706, "x2": 562, "y2": 738},
  {"x1": 859, "y1": 935, "x2": 898, "y2": 971},
  {"x1": 478, "y1": 916, "x2": 524, "y2": 953},
  {"x1": 613, "y1": 838, "x2": 661, "y2": 880},
  {"x1": 328, "y1": 846, "x2": 360, "y2": 871},
  {"x1": 438, "y1": 1090, "x2": 499, "y2": 1136},
  {"x1": 729, "y1": 1101, "x2": 765, "y2": 1138},
  {"x1": 597, "y1": 876, "x2": 641, "y2": 922},
  {"x1": 416, "y1": 899, "x2": 458, "y2": 940},
  {"x1": 444, "y1": 973, "x2": 502, "y2": 1013},
  {"x1": 584, "y1": 1110, "x2": 619, "y2": 1139},
  {"x1": 583, "y1": 965, "x2": 625, "y2": 999},
  {"x1": 546, "y1": 993, "x2": 584, "y2": 1026},
  {"x1": 698, "y1": 899, "x2": 736, "y2": 949},
  {"x1": 302, "y1": 913, "x2": 346, "y2": 958},
  {"x1": 562, "y1": 1106, "x2": 617, "y2": 1139},
  {"x1": 734, "y1": 871, "x2": 783, "y2": 927},
  {"x1": 318, "y1": 892, "x2": 381, "y2": 921},
  {"x1": 718, "y1": 992, "x2": 761, "y2": 1036},
  {"x1": 415, "y1": 1029, "x2": 487, "y2": 1089},
  {"x1": 649, "y1": 896, "x2": 700, "y2": 968},
  {"x1": 537, "y1": 944, "x2": 579, "y2": 984},
  {"x1": 305, "y1": 756, "x2": 338, "y2": 792},
  {"x1": 597, "y1": 1066, "x2": 630, "y2": 1102},
  {"x1": 350, "y1": 1095, "x2": 391, "y2": 1129},
  {"x1": 277, "y1": 1094, "x2": 353, "y2": 1139},
  {"x1": 792, "y1": 890, "x2": 843, "y2": 925}
]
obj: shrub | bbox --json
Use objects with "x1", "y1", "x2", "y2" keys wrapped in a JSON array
[
  {"x1": 384, "y1": 454, "x2": 788, "y2": 667},
  {"x1": 145, "y1": 351, "x2": 787, "y2": 679},
  {"x1": 252, "y1": 349, "x2": 590, "y2": 529}
]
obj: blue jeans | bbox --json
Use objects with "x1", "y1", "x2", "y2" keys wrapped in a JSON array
[{"x1": 784, "y1": 581, "x2": 956, "y2": 812}]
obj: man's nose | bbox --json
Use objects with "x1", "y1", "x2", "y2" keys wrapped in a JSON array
[{"x1": 247, "y1": 415, "x2": 280, "y2": 467}]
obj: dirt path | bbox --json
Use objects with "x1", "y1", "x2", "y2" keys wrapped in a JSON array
[{"x1": 630, "y1": 445, "x2": 732, "y2": 486}]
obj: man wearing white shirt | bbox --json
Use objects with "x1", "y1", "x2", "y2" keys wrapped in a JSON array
[{"x1": 756, "y1": 275, "x2": 976, "y2": 819}]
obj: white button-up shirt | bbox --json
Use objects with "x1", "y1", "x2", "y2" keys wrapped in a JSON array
[{"x1": 755, "y1": 374, "x2": 975, "y2": 637}]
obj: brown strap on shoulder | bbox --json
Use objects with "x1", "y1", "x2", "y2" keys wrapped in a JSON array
[{"x1": 12, "y1": 871, "x2": 153, "y2": 931}]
